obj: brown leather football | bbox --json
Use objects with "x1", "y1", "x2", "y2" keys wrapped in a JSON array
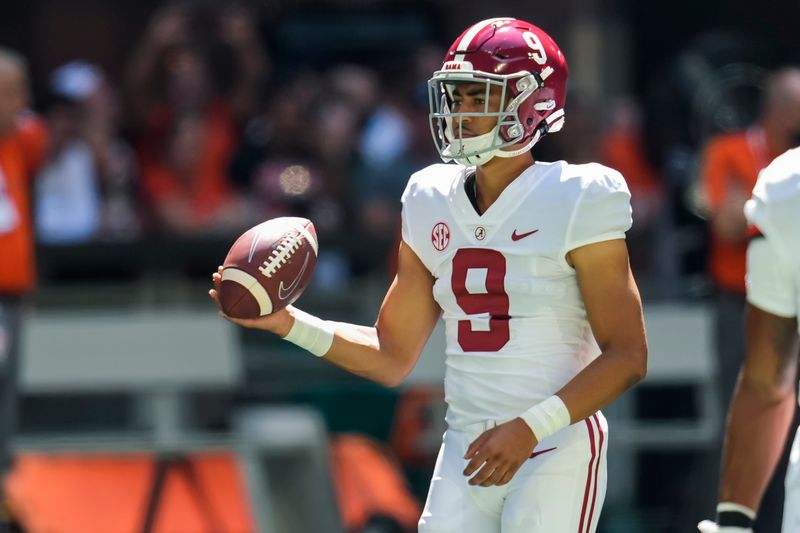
[{"x1": 219, "y1": 217, "x2": 318, "y2": 318}]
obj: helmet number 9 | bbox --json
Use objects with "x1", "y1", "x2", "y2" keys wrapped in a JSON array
[{"x1": 522, "y1": 31, "x2": 548, "y2": 65}]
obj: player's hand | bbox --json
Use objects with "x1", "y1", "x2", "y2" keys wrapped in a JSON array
[
  {"x1": 463, "y1": 417, "x2": 537, "y2": 487},
  {"x1": 697, "y1": 519, "x2": 752, "y2": 533},
  {"x1": 209, "y1": 266, "x2": 293, "y2": 337}
]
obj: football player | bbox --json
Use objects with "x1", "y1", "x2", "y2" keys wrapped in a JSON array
[
  {"x1": 698, "y1": 147, "x2": 800, "y2": 533},
  {"x1": 211, "y1": 18, "x2": 648, "y2": 532}
]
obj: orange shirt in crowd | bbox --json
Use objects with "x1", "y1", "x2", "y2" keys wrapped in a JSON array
[
  {"x1": 599, "y1": 130, "x2": 663, "y2": 198},
  {"x1": 0, "y1": 115, "x2": 48, "y2": 294},
  {"x1": 139, "y1": 101, "x2": 237, "y2": 229},
  {"x1": 700, "y1": 127, "x2": 776, "y2": 293}
]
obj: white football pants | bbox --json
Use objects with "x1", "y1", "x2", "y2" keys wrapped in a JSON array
[
  {"x1": 784, "y1": 425, "x2": 800, "y2": 532},
  {"x1": 418, "y1": 412, "x2": 608, "y2": 533}
]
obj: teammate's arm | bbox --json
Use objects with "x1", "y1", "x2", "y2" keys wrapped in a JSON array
[
  {"x1": 718, "y1": 304, "x2": 798, "y2": 511},
  {"x1": 556, "y1": 237, "x2": 648, "y2": 421},
  {"x1": 210, "y1": 240, "x2": 442, "y2": 387}
]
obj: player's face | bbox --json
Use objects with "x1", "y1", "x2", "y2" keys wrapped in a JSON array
[{"x1": 450, "y1": 82, "x2": 504, "y2": 136}]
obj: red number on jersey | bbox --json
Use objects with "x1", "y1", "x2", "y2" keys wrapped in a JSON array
[{"x1": 451, "y1": 248, "x2": 510, "y2": 352}]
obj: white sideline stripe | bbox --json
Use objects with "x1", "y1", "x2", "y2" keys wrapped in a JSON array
[
  {"x1": 222, "y1": 268, "x2": 273, "y2": 315},
  {"x1": 454, "y1": 17, "x2": 513, "y2": 61}
]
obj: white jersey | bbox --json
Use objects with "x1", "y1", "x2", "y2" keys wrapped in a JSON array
[
  {"x1": 744, "y1": 147, "x2": 800, "y2": 328},
  {"x1": 401, "y1": 161, "x2": 632, "y2": 430},
  {"x1": 744, "y1": 147, "x2": 800, "y2": 533}
]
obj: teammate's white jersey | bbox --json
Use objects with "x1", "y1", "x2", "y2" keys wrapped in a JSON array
[
  {"x1": 401, "y1": 161, "x2": 632, "y2": 430},
  {"x1": 744, "y1": 147, "x2": 800, "y2": 533},
  {"x1": 744, "y1": 146, "x2": 800, "y2": 329}
]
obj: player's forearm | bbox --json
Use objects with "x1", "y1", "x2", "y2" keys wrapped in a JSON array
[
  {"x1": 322, "y1": 322, "x2": 414, "y2": 387},
  {"x1": 718, "y1": 377, "x2": 797, "y2": 510},
  {"x1": 556, "y1": 343, "x2": 647, "y2": 424},
  {"x1": 281, "y1": 308, "x2": 415, "y2": 387}
]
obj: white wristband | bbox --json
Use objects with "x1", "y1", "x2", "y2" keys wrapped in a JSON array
[
  {"x1": 519, "y1": 395, "x2": 571, "y2": 441},
  {"x1": 717, "y1": 502, "x2": 756, "y2": 520},
  {"x1": 282, "y1": 308, "x2": 335, "y2": 357}
]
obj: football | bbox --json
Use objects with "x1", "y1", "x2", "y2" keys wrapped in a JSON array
[{"x1": 219, "y1": 217, "x2": 318, "y2": 318}]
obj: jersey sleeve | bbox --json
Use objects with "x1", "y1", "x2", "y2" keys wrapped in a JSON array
[
  {"x1": 746, "y1": 236, "x2": 797, "y2": 318},
  {"x1": 400, "y1": 175, "x2": 415, "y2": 247},
  {"x1": 564, "y1": 166, "x2": 632, "y2": 253},
  {"x1": 745, "y1": 149, "x2": 800, "y2": 269}
]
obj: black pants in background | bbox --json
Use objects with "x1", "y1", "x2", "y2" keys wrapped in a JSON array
[{"x1": 0, "y1": 296, "x2": 21, "y2": 484}]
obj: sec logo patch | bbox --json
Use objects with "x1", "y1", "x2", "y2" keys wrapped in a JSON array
[{"x1": 431, "y1": 222, "x2": 450, "y2": 251}]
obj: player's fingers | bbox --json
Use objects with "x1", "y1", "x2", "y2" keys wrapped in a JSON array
[
  {"x1": 479, "y1": 464, "x2": 507, "y2": 487},
  {"x1": 496, "y1": 463, "x2": 519, "y2": 486},
  {"x1": 464, "y1": 433, "x2": 490, "y2": 459},
  {"x1": 220, "y1": 312, "x2": 255, "y2": 328},
  {"x1": 469, "y1": 462, "x2": 498, "y2": 486},
  {"x1": 217, "y1": 265, "x2": 224, "y2": 274},
  {"x1": 462, "y1": 452, "x2": 486, "y2": 476},
  {"x1": 209, "y1": 289, "x2": 222, "y2": 307}
]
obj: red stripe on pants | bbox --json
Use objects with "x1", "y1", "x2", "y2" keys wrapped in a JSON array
[
  {"x1": 585, "y1": 415, "x2": 605, "y2": 532},
  {"x1": 578, "y1": 417, "x2": 597, "y2": 533}
]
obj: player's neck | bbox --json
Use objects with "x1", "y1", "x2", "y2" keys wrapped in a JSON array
[{"x1": 474, "y1": 152, "x2": 535, "y2": 211}]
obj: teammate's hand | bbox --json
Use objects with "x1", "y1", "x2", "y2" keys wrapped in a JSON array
[
  {"x1": 209, "y1": 266, "x2": 294, "y2": 337},
  {"x1": 697, "y1": 519, "x2": 752, "y2": 533},
  {"x1": 462, "y1": 418, "x2": 537, "y2": 487}
]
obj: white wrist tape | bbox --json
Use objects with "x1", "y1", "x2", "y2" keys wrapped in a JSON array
[
  {"x1": 520, "y1": 395, "x2": 571, "y2": 441},
  {"x1": 717, "y1": 502, "x2": 756, "y2": 520},
  {"x1": 282, "y1": 309, "x2": 335, "y2": 357}
]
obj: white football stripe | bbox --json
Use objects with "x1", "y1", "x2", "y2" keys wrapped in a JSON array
[
  {"x1": 222, "y1": 268, "x2": 273, "y2": 315},
  {"x1": 247, "y1": 225, "x2": 266, "y2": 264},
  {"x1": 297, "y1": 223, "x2": 318, "y2": 255},
  {"x1": 454, "y1": 17, "x2": 514, "y2": 61}
]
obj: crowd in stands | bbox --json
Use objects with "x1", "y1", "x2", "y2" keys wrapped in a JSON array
[{"x1": 9, "y1": 1, "x2": 797, "y2": 297}]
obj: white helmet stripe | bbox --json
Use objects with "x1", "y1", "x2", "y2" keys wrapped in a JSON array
[
  {"x1": 453, "y1": 17, "x2": 514, "y2": 62},
  {"x1": 545, "y1": 108, "x2": 565, "y2": 124}
]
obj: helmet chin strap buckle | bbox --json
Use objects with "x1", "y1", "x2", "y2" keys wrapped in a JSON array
[{"x1": 534, "y1": 99, "x2": 556, "y2": 111}]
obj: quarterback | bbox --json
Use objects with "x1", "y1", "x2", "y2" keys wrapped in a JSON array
[
  {"x1": 698, "y1": 147, "x2": 800, "y2": 533},
  {"x1": 211, "y1": 18, "x2": 648, "y2": 532}
]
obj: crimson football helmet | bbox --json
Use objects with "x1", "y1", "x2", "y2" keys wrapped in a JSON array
[{"x1": 428, "y1": 18, "x2": 568, "y2": 165}]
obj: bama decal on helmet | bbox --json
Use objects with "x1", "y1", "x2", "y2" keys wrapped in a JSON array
[{"x1": 442, "y1": 61, "x2": 474, "y2": 71}]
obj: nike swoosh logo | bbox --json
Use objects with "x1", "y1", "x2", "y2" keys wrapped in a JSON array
[
  {"x1": 528, "y1": 446, "x2": 557, "y2": 460},
  {"x1": 278, "y1": 251, "x2": 310, "y2": 300},
  {"x1": 511, "y1": 228, "x2": 539, "y2": 241}
]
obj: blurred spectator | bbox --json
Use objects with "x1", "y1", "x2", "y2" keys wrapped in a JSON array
[
  {"x1": 0, "y1": 47, "x2": 48, "y2": 526},
  {"x1": 36, "y1": 61, "x2": 140, "y2": 244},
  {"x1": 127, "y1": 2, "x2": 266, "y2": 236},
  {"x1": 600, "y1": 96, "x2": 676, "y2": 297},
  {"x1": 698, "y1": 67, "x2": 800, "y2": 410}
]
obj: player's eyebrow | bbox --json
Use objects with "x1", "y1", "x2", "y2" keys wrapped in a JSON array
[{"x1": 451, "y1": 85, "x2": 488, "y2": 98}]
